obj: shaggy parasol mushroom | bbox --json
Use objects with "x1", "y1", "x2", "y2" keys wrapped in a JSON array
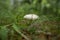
[
  {"x1": 23, "y1": 14, "x2": 39, "y2": 25},
  {"x1": 24, "y1": 14, "x2": 39, "y2": 20}
]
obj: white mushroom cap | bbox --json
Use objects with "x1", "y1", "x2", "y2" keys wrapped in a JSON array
[{"x1": 24, "y1": 14, "x2": 39, "y2": 20}]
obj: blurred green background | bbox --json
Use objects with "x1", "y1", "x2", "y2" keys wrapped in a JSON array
[{"x1": 0, "y1": 0, "x2": 60, "y2": 40}]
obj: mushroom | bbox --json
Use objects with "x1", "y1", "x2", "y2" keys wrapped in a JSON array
[
  {"x1": 23, "y1": 14, "x2": 39, "y2": 26},
  {"x1": 24, "y1": 14, "x2": 39, "y2": 20}
]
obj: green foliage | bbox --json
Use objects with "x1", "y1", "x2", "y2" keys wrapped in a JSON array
[
  {"x1": 0, "y1": 0, "x2": 60, "y2": 40},
  {"x1": 0, "y1": 26, "x2": 8, "y2": 40}
]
